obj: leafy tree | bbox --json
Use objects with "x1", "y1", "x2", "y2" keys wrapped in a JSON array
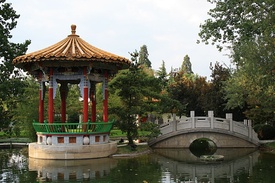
[
  {"x1": 138, "y1": 45, "x2": 151, "y2": 68},
  {"x1": 199, "y1": 0, "x2": 275, "y2": 124},
  {"x1": 0, "y1": 0, "x2": 31, "y2": 129},
  {"x1": 181, "y1": 55, "x2": 193, "y2": 74},
  {"x1": 198, "y1": 0, "x2": 275, "y2": 51},
  {"x1": 168, "y1": 71, "x2": 208, "y2": 116},
  {"x1": 203, "y1": 62, "x2": 230, "y2": 117},
  {"x1": 109, "y1": 51, "x2": 161, "y2": 145},
  {"x1": 12, "y1": 78, "x2": 38, "y2": 141},
  {"x1": 225, "y1": 38, "x2": 275, "y2": 124}
]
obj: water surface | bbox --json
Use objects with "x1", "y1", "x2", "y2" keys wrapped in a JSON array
[{"x1": 0, "y1": 148, "x2": 275, "y2": 182}]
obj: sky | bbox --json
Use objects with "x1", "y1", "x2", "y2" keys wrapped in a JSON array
[{"x1": 10, "y1": 0, "x2": 231, "y2": 79}]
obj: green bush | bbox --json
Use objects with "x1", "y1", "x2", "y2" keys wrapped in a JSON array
[
  {"x1": 257, "y1": 125, "x2": 275, "y2": 140},
  {"x1": 67, "y1": 113, "x2": 80, "y2": 129}
]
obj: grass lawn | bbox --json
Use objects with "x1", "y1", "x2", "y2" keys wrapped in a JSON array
[
  {"x1": 110, "y1": 129, "x2": 151, "y2": 137},
  {"x1": 0, "y1": 137, "x2": 31, "y2": 143},
  {"x1": 266, "y1": 142, "x2": 275, "y2": 148}
]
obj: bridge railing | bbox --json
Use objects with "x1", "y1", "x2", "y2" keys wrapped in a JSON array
[{"x1": 159, "y1": 111, "x2": 259, "y2": 142}]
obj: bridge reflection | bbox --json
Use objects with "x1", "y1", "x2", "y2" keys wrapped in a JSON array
[{"x1": 153, "y1": 148, "x2": 259, "y2": 182}]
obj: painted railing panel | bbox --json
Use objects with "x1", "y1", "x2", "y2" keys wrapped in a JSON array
[{"x1": 33, "y1": 121, "x2": 114, "y2": 134}]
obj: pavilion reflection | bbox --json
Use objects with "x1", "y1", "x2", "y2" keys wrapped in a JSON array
[{"x1": 29, "y1": 157, "x2": 117, "y2": 182}]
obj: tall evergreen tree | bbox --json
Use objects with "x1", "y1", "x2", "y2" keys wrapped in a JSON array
[
  {"x1": 138, "y1": 45, "x2": 151, "y2": 68},
  {"x1": 181, "y1": 55, "x2": 193, "y2": 74},
  {"x1": 0, "y1": 0, "x2": 31, "y2": 129},
  {"x1": 156, "y1": 60, "x2": 168, "y2": 90}
]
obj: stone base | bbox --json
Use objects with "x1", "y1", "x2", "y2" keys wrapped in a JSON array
[{"x1": 29, "y1": 141, "x2": 117, "y2": 160}]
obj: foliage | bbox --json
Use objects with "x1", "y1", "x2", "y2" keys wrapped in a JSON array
[
  {"x1": 139, "y1": 122, "x2": 161, "y2": 140},
  {"x1": 181, "y1": 55, "x2": 193, "y2": 74},
  {"x1": 138, "y1": 45, "x2": 151, "y2": 68},
  {"x1": 203, "y1": 62, "x2": 245, "y2": 120},
  {"x1": 0, "y1": 0, "x2": 31, "y2": 129},
  {"x1": 12, "y1": 78, "x2": 38, "y2": 141},
  {"x1": 168, "y1": 71, "x2": 209, "y2": 116},
  {"x1": 156, "y1": 60, "x2": 168, "y2": 90},
  {"x1": 199, "y1": 0, "x2": 275, "y2": 124},
  {"x1": 224, "y1": 38, "x2": 275, "y2": 123},
  {"x1": 198, "y1": 0, "x2": 275, "y2": 51},
  {"x1": 109, "y1": 51, "x2": 162, "y2": 145},
  {"x1": 256, "y1": 124, "x2": 275, "y2": 140}
]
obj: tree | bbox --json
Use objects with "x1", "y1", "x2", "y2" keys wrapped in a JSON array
[
  {"x1": 0, "y1": 0, "x2": 31, "y2": 129},
  {"x1": 204, "y1": 62, "x2": 230, "y2": 117},
  {"x1": 168, "y1": 72, "x2": 209, "y2": 116},
  {"x1": 109, "y1": 51, "x2": 161, "y2": 145},
  {"x1": 199, "y1": 0, "x2": 275, "y2": 124},
  {"x1": 198, "y1": 0, "x2": 275, "y2": 51},
  {"x1": 224, "y1": 39, "x2": 275, "y2": 124},
  {"x1": 156, "y1": 60, "x2": 168, "y2": 90},
  {"x1": 12, "y1": 78, "x2": 38, "y2": 141},
  {"x1": 181, "y1": 55, "x2": 193, "y2": 74},
  {"x1": 138, "y1": 45, "x2": 151, "y2": 68}
]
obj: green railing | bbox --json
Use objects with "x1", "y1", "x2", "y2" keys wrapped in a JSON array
[{"x1": 33, "y1": 120, "x2": 114, "y2": 135}]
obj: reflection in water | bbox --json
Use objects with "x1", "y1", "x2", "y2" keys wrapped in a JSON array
[
  {"x1": 29, "y1": 158, "x2": 117, "y2": 182},
  {"x1": 154, "y1": 148, "x2": 259, "y2": 182},
  {"x1": 1, "y1": 148, "x2": 275, "y2": 182},
  {"x1": 189, "y1": 138, "x2": 217, "y2": 157}
]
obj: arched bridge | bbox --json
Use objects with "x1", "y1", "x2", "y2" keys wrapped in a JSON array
[{"x1": 148, "y1": 111, "x2": 260, "y2": 148}]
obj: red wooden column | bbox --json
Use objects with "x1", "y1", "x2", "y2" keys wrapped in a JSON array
[
  {"x1": 60, "y1": 83, "x2": 68, "y2": 123},
  {"x1": 83, "y1": 68, "x2": 89, "y2": 123},
  {"x1": 103, "y1": 71, "x2": 108, "y2": 122},
  {"x1": 48, "y1": 68, "x2": 54, "y2": 123},
  {"x1": 39, "y1": 81, "x2": 44, "y2": 123},
  {"x1": 90, "y1": 83, "x2": 96, "y2": 122}
]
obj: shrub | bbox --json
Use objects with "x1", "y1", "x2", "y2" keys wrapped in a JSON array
[{"x1": 257, "y1": 125, "x2": 275, "y2": 140}]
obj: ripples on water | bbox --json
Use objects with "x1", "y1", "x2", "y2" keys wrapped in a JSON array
[{"x1": 1, "y1": 148, "x2": 275, "y2": 182}]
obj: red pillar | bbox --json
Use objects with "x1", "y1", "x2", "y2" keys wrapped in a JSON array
[
  {"x1": 90, "y1": 84, "x2": 96, "y2": 122},
  {"x1": 103, "y1": 71, "x2": 108, "y2": 122},
  {"x1": 83, "y1": 68, "x2": 89, "y2": 123},
  {"x1": 39, "y1": 82, "x2": 44, "y2": 123},
  {"x1": 48, "y1": 68, "x2": 54, "y2": 123}
]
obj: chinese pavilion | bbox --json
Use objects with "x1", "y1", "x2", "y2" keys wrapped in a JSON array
[{"x1": 13, "y1": 25, "x2": 131, "y2": 159}]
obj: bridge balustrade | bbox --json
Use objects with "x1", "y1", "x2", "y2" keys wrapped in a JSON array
[{"x1": 159, "y1": 111, "x2": 258, "y2": 143}]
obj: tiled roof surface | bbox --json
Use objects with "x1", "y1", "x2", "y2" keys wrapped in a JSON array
[{"x1": 13, "y1": 25, "x2": 131, "y2": 66}]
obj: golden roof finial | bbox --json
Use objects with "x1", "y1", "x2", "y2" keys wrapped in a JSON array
[{"x1": 71, "y1": 24, "x2": 76, "y2": 34}]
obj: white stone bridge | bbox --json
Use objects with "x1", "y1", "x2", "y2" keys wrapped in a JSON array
[{"x1": 148, "y1": 111, "x2": 260, "y2": 148}]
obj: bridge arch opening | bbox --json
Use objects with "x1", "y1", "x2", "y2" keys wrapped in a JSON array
[{"x1": 189, "y1": 138, "x2": 217, "y2": 157}]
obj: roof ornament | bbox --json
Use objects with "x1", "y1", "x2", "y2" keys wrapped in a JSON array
[{"x1": 71, "y1": 24, "x2": 76, "y2": 35}]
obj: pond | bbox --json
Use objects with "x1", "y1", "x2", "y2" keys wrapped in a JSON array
[{"x1": 1, "y1": 147, "x2": 275, "y2": 183}]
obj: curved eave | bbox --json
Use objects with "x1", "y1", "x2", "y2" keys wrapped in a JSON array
[{"x1": 13, "y1": 26, "x2": 131, "y2": 70}]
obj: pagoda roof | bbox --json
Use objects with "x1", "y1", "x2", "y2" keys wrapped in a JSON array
[{"x1": 13, "y1": 25, "x2": 131, "y2": 70}]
